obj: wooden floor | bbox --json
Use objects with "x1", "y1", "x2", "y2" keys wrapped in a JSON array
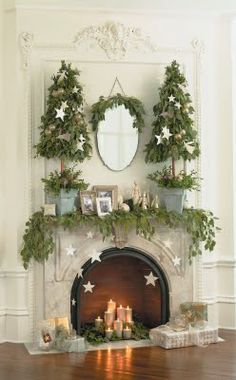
[{"x1": 0, "y1": 330, "x2": 235, "y2": 380}]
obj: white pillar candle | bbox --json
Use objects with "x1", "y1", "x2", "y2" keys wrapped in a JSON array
[
  {"x1": 107, "y1": 299, "x2": 116, "y2": 314},
  {"x1": 125, "y1": 306, "x2": 133, "y2": 324},
  {"x1": 123, "y1": 327, "x2": 132, "y2": 340},
  {"x1": 114, "y1": 318, "x2": 123, "y2": 338},
  {"x1": 104, "y1": 311, "x2": 114, "y2": 328},
  {"x1": 95, "y1": 316, "x2": 103, "y2": 330},
  {"x1": 117, "y1": 305, "x2": 126, "y2": 322},
  {"x1": 105, "y1": 327, "x2": 113, "y2": 340}
]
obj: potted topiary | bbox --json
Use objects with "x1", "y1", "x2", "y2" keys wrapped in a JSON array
[
  {"x1": 148, "y1": 166, "x2": 200, "y2": 213},
  {"x1": 145, "y1": 60, "x2": 200, "y2": 213},
  {"x1": 42, "y1": 167, "x2": 89, "y2": 215}
]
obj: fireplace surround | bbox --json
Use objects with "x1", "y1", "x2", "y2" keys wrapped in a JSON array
[{"x1": 39, "y1": 224, "x2": 193, "y2": 338}]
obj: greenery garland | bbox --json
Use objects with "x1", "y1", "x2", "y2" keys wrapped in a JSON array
[
  {"x1": 20, "y1": 207, "x2": 219, "y2": 269},
  {"x1": 90, "y1": 93, "x2": 146, "y2": 133},
  {"x1": 81, "y1": 321, "x2": 149, "y2": 345}
]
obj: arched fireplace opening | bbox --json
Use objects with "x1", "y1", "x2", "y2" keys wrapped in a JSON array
[{"x1": 71, "y1": 247, "x2": 169, "y2": 334}]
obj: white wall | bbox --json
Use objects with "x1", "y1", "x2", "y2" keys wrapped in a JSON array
[{"x1": 1, "y1": 1, "x2": 236, "y2": 342}]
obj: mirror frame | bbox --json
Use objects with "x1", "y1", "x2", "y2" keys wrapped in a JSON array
[{"x1": 90, "y1": 93, "x2": 145, "y2": 133}]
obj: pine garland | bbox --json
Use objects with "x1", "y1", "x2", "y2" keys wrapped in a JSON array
[
  {"x1": 35, "y1": 60, "x2": 92, "y2": 162},
  {"x1": 20, "y1": 207, "x2": 219, "y2": 269}
]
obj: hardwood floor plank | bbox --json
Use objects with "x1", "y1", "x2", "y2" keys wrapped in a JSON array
[{"x1": 0, "y1": 330, "x2": 235, "y2": 380}]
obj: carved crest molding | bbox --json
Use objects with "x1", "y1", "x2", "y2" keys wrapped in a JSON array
[{"x1": 73, "y1": 21, "x2": 158, "y2": 60}]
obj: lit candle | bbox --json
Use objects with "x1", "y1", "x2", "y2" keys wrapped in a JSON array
[
  {"x1": 104, "y1": 311, "x2": 114, "y2": 328},
  {"x1": 123, "y1": 327, "x2": 132, "y2": 340},
  {"x1": 125, "y1": 306, "x2": 133, "y2": 324},
  {"x1": 107, "y1": 299, "x2": 116, "y2": 314},
  {"x1": 117, "y1": 305, "x2": 126, "y2": 322},
  {"x1": 114, "y1": 318, "x2": 123, "y2": 338},
  {"x1": 105, "y1": 327, "x2": 113, "y2": 340},
  {"x1": 95, "y1": 316, "x2": 103, "y2": 330}
]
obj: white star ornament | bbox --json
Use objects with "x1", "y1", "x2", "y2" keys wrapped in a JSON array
[{"x1": 144, "y1": 271, "x2": 159, "y2": 286}]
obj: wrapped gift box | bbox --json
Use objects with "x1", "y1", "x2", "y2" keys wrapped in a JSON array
[
  {"x1": 149, "y1": 326, "x2": 218, "y2": 349},
  {"x1": 66, "y1": 337, "x2": 86, "y2": 352},
  {"x1": 180, "y1": 302, "x2": 207, "y2": 327}
]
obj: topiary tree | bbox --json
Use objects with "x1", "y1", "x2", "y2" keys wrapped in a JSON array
[
  {"x1": 145, "y1": 60, "x2": 200, "y2": 176},
  {"x1": 35, "y1": 60, "x2": 92, "y2": 163}
]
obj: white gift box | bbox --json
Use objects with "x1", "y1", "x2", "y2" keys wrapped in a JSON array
[
  {"x1": 66, "y1": 336, "x2": 86, "y2": 352},
  {"x1": 149, "y1": 325, "x2": 218, "y2": 349}
]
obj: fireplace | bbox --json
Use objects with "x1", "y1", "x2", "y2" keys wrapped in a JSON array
[
  {"x1": 42, "y1": 226, "x2": 193, "y2": 341},
  {"x1": 70, "y1": 247, "x2": 169, "y2": 334}
]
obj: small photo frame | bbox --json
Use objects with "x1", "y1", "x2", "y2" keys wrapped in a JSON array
[
  {"x1": 44, "y1": 204, "x2": 56, "y2": 216},
  {"x1": 80, "y1": 191, "x2": 97, "y2": 215},
  {"x1": 93, "y1": 185, "x2": 118, "y2": 210},
  {"x1": 96, "y1": 197, "x2": 112, "y2": 217}
]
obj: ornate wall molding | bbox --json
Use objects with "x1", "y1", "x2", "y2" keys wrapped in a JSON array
[
  {"x1": 19, "y1": 32, "x2": 34, "y2": 70},
  {"x1": 73, "y1": 21, "x2": 158, "y2": 60}
]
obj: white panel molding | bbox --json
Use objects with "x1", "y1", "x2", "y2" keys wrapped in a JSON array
[
  {"x1": 202, "y1": 295, "x2": 236, "y2": 304},
  {"x1": 202, "y1": 259, "x2": 236, "y2": 269},
  {"x1": 0, "y1": 268, "x2": 28, "y2": 278},
  {"x1": 0, "y1": 308, "x2": 29, "y2": 316}
]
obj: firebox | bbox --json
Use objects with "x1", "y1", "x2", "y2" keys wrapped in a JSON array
[{"x1": 71, "y1": 247, "x2": 169, "y2": 334}]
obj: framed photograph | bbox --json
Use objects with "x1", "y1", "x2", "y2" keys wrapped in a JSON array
[
  {"x1": 96, "y1": 197, "x2": 112, "y2": 216},
  {"x1": 80, "y1": 191, "x2": 97, "y2": 215},
  {"x1": 93, "y1": 185, "x2": 118, "y2": 210}
]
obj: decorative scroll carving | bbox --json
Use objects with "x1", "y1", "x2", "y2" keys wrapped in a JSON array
[
  {"x1": 73, "y1": 21, "x2": 157, "y2": 60},
  {"x1": 19, "y1": 32, "x2": 34, "y2": 69}
]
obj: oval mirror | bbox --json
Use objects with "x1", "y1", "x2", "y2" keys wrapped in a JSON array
[{"x1": 97, "y1": 105, "x2": 139, "y2": 171}]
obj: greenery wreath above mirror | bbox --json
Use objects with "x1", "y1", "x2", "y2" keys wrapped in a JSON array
[{"x1": 90, "y1": 93, "x2": 145, "y2": 133}]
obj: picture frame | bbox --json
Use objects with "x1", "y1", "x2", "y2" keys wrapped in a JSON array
[
  {"x1": 93, "y1": 185, "x2": 118, "y2": 210},
  {"x1": 80, "y1": 191, "x2": 97, "y2": 215},
  {"x1": 96, "y1": 197, "x2": 112, "y2": 217}
]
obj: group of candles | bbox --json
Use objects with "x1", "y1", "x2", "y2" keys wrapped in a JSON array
[{"x1": 95, "y1": 299, "x2": 133, "y2": 340}]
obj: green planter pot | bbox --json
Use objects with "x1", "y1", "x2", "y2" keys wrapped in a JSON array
[
  {"x1": 158, "y1": 188, "x2": 186, "y2": 214},
  {"x1": 46, "y1": 189, "x2": 78, "y2": 216}
]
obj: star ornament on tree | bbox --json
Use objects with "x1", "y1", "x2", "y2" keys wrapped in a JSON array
[
  {"x1": 83, "y1": 281, "x2": 95, "y2": 293},
  {"x1": 155, "y1": 134, "x2": 163, "y2": 145},
  {"x1": 168, "y1": 94, "x2": 175, "y2": 102},
  {"x1": 55, "y1": 107, "x2": 65, "y2": 121},
  {"x1": 184, "y1": 141, "x2": 195, "y2": 155},
  {"x1": 72, "y1": 86, "x2": 79, "y2": 94},
  {"x1": 61, "y1": 101, "x2": 69, "y2": 110},
  {"x1": 162, "y1": 126, "x2": 173, "y2": 140},
  {"x1": 77, "y1": 142, "x2": 84, "y2": 151},
  {"x1": 175, "y1": 102, "x2": 181, "y2": 109},
  {"x1": 144, "y1": 271, "x2": 159, "y2": 286},
  {"x1": 66, "y1": 244, "x2": 76, "y2": 256},
  {"x1": 79, "y1": 134, "x2": 86, "y2": 144}
]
